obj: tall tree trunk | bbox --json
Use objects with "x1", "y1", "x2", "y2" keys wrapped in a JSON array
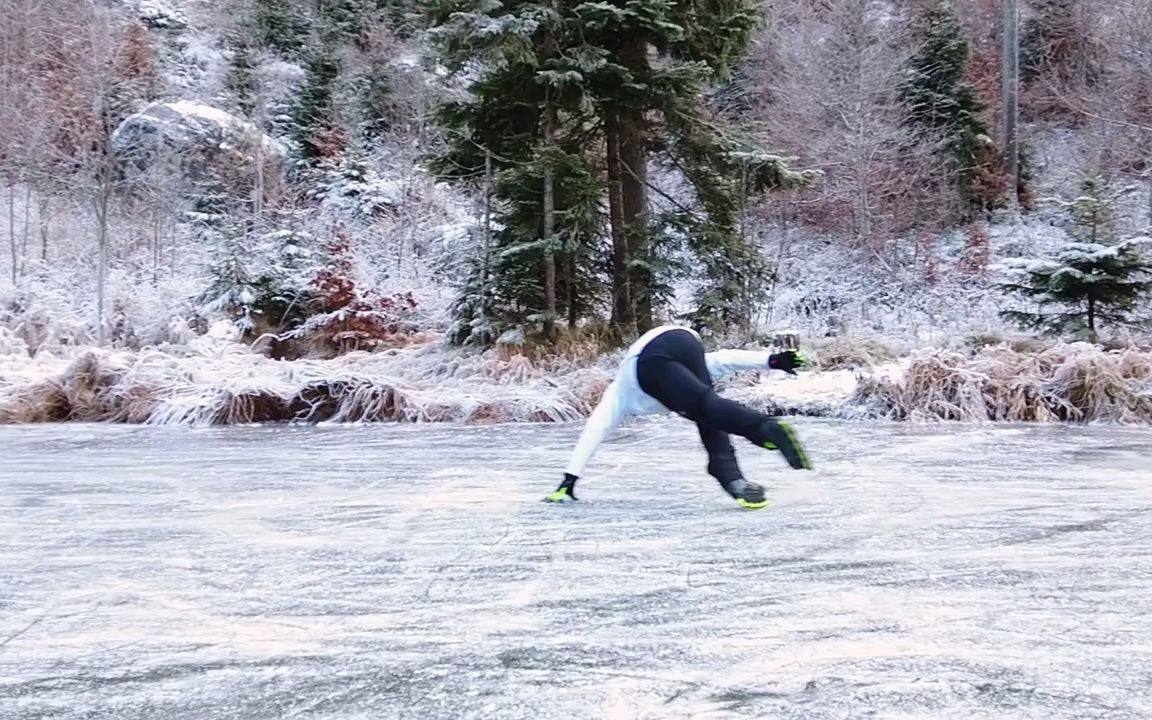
[
  {"x1": 95, "y1": 180, "x2": 110, "y2": 347},
  {"x1": 616, "y1": 39, "x2": 652, "y2": 333},
  {"x1": 152, "y1": 210, "x2": 162, "y2": 285},
  {"x1": 618, "y1": 119, "x2": 651, "y2": 333},
  {"x1": 605, "y1": 108, "x2": 632, "y2": 335},
  {"x1": 542, "y1": 89, "x2": 557, "y2": 342},
  {"x1": 7, "y1": 182, "x2": 16, "y2": 285},
  {"x1": 38, "y1": 193, "x2": 49, "y2": 262},
  {"x1": 253, "y1": 88, "x2": 266, "y2": 223},
  {"x1": 20, "y1": 183, "x2": 31, "y2": 276},
  {"x1": 567, "y1": 252, "x2": 577, "y2": 330},
  {"x1": 479, "y1": 149, "x2": 493, "y2": 343},
  {"x1": 738, "y1": 158, "x2": 752, "y2": 336},
  {"x1": 1087, "y1": 295, "x2": 1096, "y2": 343},
  {"x1": 94, "y1": 127, "x2": 114, "y2": 347},
  {"x1": 1003, "y1": 0, "x2": 1020, "y2": 209}
]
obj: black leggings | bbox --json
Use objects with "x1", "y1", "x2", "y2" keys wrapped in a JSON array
[{"x1": 636, "y1": 329, "x2": 768, "y2": 486}]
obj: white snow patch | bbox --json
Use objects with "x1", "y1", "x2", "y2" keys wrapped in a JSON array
[
  {"x1": 725, "y1": 362, "x2": 908, "y2": 416},
  {"x1": 165, "y1": 100, "x2": 243, "y2": 128},
  {"x1": 134, "y1": 0, "x2": 188, "y2": 29}
]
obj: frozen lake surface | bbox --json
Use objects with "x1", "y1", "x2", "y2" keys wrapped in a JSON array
[{"x1": 1, "y1": 419, "x2": 1151, "y2": 720}]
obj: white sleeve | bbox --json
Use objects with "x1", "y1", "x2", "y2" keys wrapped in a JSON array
[
  {"x1": 564, "y1": 380, "x2": 627, "y2": 478},
  {"x1": 704, "y1": 349, "x2": 772, "y2": 380}
]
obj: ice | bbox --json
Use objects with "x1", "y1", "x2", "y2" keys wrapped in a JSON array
[{"x1": 1, "y1": 420, "x2": 1151, "y2": 719}]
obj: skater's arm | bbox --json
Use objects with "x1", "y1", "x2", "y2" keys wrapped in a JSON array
[
  {"x1": 704, "y1": 349, "x2": 774, "y2": 380},
  {"x1": 705, "y1": 348, "x2": 807, "y2": 380},
  {"x1": 564, "y1": 381, "x2": 626, "y2": 478}
]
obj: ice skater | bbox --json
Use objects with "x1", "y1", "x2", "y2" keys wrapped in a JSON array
[{"x1": 546, "y1": 324, "x2": 811, "y2": 509}]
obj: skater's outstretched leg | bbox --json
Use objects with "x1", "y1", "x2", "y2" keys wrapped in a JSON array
[{"x1": 755, "y1": 419, "x2": 811, "y2": 470}]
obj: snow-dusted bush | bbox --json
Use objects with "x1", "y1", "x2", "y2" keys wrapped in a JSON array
[
  {"x1": 272, "y1": 234, "x2": 426, "y2": 356},
  {"x1": 806, "y1": 335, "x2": 910, "y2": 371},
  {"x1": 313, "y1": 153, "x2": 403, "y2": 220},
  {"x1": 848, "y1": 343, "x2": 1152, "y2": 423},
  {"x1": 132, "y1": 0, "x2": 188, "y2": 30},
  {"x1": 199, "y1": 228, "x2": 319, "y2": 337}
]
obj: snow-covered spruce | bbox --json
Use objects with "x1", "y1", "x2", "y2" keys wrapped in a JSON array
[{"x1": 997, "y1": 237, "x2": 1152, "y2": 342}]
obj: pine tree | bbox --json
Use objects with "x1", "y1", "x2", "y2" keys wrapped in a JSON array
[
  {"x1": 316, "y1": 0, "x2": 380, "y2": 47},
  {"x1": 425, "y1": 2, "x2": 611, "y2": 343},
  {"x1": 1021, "y1": 0, "x2": 1097, "y2": 86},
  {"x1": 317, "y1": 148, "x2": 400, "y2": 219},
  {"x1": 287, "y1": 0, "x2": 392, "y2": 164},
  {"x1": 900, "y1": 2, "x2": 1000, "y2": 217},
  {"x1": 1054, "y1": 174, "x2": 1138, "y2": 244},
  {"x1": 250, "y1": 0, "x2": 309, "y2": 57},
  {"x1": 225, "y1": 35, "x2": 261, "y2": 117},
  {"x1": 662, "y1": 143, "x2": 812, "y2": 336},
  {"x1": 999, "y1": 238, "x2": 1152, "y2": 342},
  {"x1": 380, "y1": 0, "x2": 422, "y2": 38},
  {"x1": 425, "y1": 0, "x2": 811, "y2": 343},
  {"x1": 1000, "y1": 174, "x2": 1150, "y2": 341},
  {"x1": 429, "y1": 63, "x2": 608, "y2": 344},
  {"x1": 572, "y1": 0, "x2": 773, "y2": 334},
  {"x1": 291, "y1": 35, "x2": 344, "y2": 163},
  {"x1": 200, "y1": 227, "x2": 319, "y2": 336},
  {"x1": 358, "y1": 55, "x2": 396, "y2": 141}
]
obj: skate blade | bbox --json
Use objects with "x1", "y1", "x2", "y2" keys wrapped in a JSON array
[
  {"x1": 736, "y1": 498, "x2": 769, "y2": 510},
  {"x1": 544, "y1": 490, "x2": 577, "y2": 503}
]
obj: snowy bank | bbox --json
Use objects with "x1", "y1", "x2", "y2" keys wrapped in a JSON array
[
  {"x1": 0, "y1": 338, "x2": 610, "y2": 426},
  {"x1": 0, "y1": 333, "x2": 874, "y2": 426},
  {"x1": 1, "y1": 339, "x2": 1150, "y2": 427}
]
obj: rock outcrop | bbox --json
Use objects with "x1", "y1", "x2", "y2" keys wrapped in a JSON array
[{"x1": 111, "y1": 101, "x2": 285, "y2": 202}]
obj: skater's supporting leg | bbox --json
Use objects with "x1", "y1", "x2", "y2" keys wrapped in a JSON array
[
  {"x1": 698, "y1": 425, "x2": 741, "y2": 487},
  {"x1": 697, "y1": 425, "x2": 766, "y2": 507}
]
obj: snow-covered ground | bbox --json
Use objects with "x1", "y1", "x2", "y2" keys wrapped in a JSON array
[{"x1": 2, "y1": 421, "x2": 1151, "y2": 719}]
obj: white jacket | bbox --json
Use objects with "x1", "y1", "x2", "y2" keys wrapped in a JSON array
[{"x1": 565, "y1": 325, "x2": 776, "y2": 477}]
